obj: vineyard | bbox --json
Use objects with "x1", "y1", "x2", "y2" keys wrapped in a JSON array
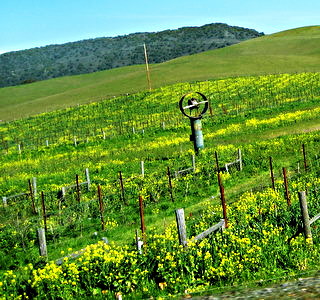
[{"x1": 0, "y1": 72, "x2": 320, "y2": 299}]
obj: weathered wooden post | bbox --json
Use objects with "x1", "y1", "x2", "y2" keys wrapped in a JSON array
[
  {"x1": 45, "y1": 140, "x2": 49, "y2": 147},
  {"x1": 282, "y1": 167, "x2": 291, "y2": 206},
  {"x1": 175, "y1": 208, "x2": 187, "y2": 246},
  {"x1": 37, "y1": 228, "x2": 48, "y2": 257},
  {"x1": 85, "y1": 168, "x2": 90, "y2": 191},
  {"x1": 269, "y1": 157, "x2": 276, "y2": 190},
  {"x1": 298, "y1": 191, "x2": 312, "y2": 241},
  {"x1": 97, "y1": 185, "x2": 105, "y2": 230}
]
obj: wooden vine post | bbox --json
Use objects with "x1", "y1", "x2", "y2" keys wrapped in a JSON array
[
  {"x1": 97, "y1": 185, "x2": 105, "y2": 230},
  {"x1": 282, "y1": 167, "x2": 291, "y2": 206},
  {"x1": 269, "y1": 156, "x2": 276, "y2": 190},
  {"x1": 217, "y1": 172, "x2": 228, "y2": 228},
  {"x1": 214, "y1": 151, "x2": 220, "y2": 171}
]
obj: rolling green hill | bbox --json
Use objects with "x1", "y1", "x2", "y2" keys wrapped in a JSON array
[
  {"x1": 1, "y1": 71, "x2": 320, "y2": 299},
  {"x1": 0, "y1": 25, "x2": 319, "y2": 121}
]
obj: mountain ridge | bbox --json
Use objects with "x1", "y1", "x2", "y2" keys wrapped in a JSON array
[{"x1": 0, "y1": 23, "x2": 263, "y2": 88}]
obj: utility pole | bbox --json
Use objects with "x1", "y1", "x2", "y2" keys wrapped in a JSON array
[{"x1": 144, "y1": 43, "x2": 152, "y2": 91}]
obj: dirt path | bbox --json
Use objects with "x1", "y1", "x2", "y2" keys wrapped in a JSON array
[{"x1": 190, "y1": 275, "x2": 320, "y2": 299}]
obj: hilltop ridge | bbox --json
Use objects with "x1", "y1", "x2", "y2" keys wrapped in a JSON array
[{"x1": 0, "y1": 23, "x2": 263, "y2": 88}]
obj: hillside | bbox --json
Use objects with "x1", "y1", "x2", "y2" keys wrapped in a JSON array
[
  {"x1": 1, "y1": 71, "x2": 320, "y2": 299},
  {"x1": 0, "y1": 25, "x2": 319, "y2": 122},
  {"x1": 0, "y1": 23, "x2": 263, "y2": 88}
]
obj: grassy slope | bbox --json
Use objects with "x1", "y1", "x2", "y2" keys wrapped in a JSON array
[{"x1": 0, "y1": 25, "x2": 319, "y2": 121}]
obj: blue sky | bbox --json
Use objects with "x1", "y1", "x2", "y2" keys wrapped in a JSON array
[{"x1": 0, "y1": 0, "x2": 319, "y2": 54}]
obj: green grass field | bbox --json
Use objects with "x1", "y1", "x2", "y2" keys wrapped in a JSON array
[{"x1": 0, "y1": 25, "x2": 319, "y2": 121}]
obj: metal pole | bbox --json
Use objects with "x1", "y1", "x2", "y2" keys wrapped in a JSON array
[
  {"x1": 190, "y1": 119, "x2": 204, "y2": 154},
  {"x1": 141, "y1": 161, "x2": 145, "y2": 177},
  {"x1": 32, "y1": 177, "x2": 37, "y2": 199},
  {"x1": 238, "y1": 149, "x2": 243, "y2": 171}
]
